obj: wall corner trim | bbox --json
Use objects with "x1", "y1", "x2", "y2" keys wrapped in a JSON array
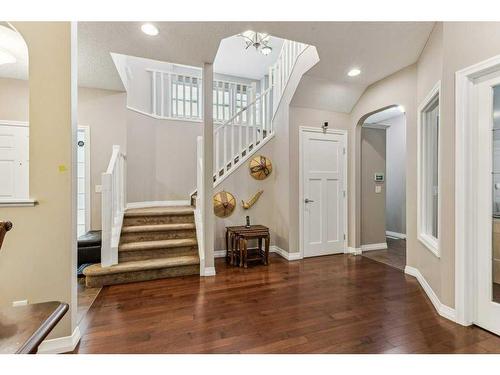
[
  {"x1": 203, "y1": 267, "x2": 216, "y2": 276},
  {"x1": 346, "y1": 247, "x2": 362, "y2": 255},
  {"x1": 37, "y1": 326, "x2": 81, "y2": 354},
  {"x1": 404, "y1": 266, "x2": 457, "y2": 323}
]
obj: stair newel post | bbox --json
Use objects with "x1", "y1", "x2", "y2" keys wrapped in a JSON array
[
  {"x1": 101, "y1": 172, "x2": 112, "y2": 267},
  {"x1": 202, "y1": 62, "x2": 215, "y2": 274}
]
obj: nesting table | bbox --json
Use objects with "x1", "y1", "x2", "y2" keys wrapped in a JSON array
[{"x1": 225, "y1": 225, "x2": 270, "y2": 268}]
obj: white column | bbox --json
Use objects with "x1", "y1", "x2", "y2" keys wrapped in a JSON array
[{"x1": 202, "y1": 63, "x2": 215, "y2": 274}]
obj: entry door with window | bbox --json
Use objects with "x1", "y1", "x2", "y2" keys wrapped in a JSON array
[
  {"x1": 0, "y1": 123, "x2": 28, "y2": 200},
  {"x1": 301, "y1": 129, "x2": 347, "y2": 257},
  {"x1": 476, "y1": 76, "x2": 500, "y2": 335}
]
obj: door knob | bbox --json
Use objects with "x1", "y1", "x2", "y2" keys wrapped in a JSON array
[{"x1": 304, "y1": 198, "x2": 314, "y2": 203}]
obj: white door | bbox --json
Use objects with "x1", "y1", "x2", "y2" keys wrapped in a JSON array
[
  {"x1": 0, "y1": 123, "x2": 29, "y2": 200},
  {"x1": 476, "y1": 75, "x2": 500, "y2": 335},
  {"x1": 301, "y1": 129, "x2": 346, "y2": 257},
  {"x1": 77, "y1": 127, "x2": 90, "y2": 237}
]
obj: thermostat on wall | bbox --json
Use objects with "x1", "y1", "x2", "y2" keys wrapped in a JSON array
[{"x1": 374, "y1": 173, "x2": 385, "y2": 182}]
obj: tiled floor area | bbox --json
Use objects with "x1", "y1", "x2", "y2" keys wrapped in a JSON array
[{"x1": 361, "y1": 237, "x2": 406, "y2": 271}]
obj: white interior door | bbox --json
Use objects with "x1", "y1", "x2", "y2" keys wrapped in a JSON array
[
  {"x1": 0, "y1": 123, "x2": 29, "y2": 200},
  {"x1": 475, "y1": 75, "x2": 500, "y2": 335},
  {"x1": 77, "y1": 126, "x2": 90, "y2": 237},
  {"x1": 301, "y1": 129, "x2": 346, "y2": 257}
]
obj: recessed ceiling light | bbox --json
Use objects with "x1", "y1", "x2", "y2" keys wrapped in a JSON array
[
  {"x1": 347, "y1": 68, "x2": 361, "y2": 77},
  {"x1": 0, "y1": 48, "x2": 16, "y2": 65},
  {"x1": 141, "y1": 23, "x2": 159, "y2": 36}
]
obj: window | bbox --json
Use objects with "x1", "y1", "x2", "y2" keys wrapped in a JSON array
[
  {"x1": 152, "y1": 69, "x2": 252, "y2": 123},
  {"x1": 171, "y1": 75, "x2": 201, "y2": 120},
  {"x1": 418, "y1": 82, "x2": 440, "y2": 256}
]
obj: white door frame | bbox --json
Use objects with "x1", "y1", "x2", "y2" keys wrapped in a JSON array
[
  {"x1": 455, "y1": 54, "x2": 500, "y2": 326},
  {"x1": 299, "y1": 126, "x2": 348, "y2": 258},
  {"x1": 78, "y1": 125, "x2": 91, "y2": 233}
]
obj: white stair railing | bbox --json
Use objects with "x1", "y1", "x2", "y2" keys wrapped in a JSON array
[
  {"x1": 212, "y1": 40, "x2": 308, "y2": 186},
  {"x1": 213, "y1": 86, "x2": 273, "y2": 185},
  {"x1": 101, "y1": 145, "x2": 126, "y2": 267},
  {"x1": 269, "y1": 40, "x2": 308, "y2": 118}
]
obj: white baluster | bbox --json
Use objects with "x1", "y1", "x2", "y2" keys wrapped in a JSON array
[{"x1": 223, "y1": 124, "x2": 227, "y2": 172}]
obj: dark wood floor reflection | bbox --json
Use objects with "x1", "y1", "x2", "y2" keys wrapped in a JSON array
[
  {"x1": 73, "y1": 254, "x2": 500, "y2": 354},
  {"x1": 362, "y1": 238, "x2": 406, "y2": 271}
]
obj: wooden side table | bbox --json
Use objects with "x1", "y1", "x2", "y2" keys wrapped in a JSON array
[{"x1": 225, "y1": 225, "x2": 270, "y2": 268}]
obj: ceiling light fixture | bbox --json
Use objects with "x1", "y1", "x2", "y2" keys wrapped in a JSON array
[
  {"x1": 141, "y1": 23, "x2": 159, "y2": 36},
  {"x1": 0, "y1": 48, "x2": 16, "y2": 65},
  {"x1": 347, "y1": 68, "x2": 361, "y2": 77},
  {"x1": 239, "y1": 30, "x2": 273, "y2": 56}
]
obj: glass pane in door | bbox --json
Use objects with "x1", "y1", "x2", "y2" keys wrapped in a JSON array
[{"x1": 492, "y1": 85, "x2": 500, "y2": 303}]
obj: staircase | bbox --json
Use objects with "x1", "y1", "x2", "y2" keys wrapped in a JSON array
[{"x1": 84, "y1": 206, "x2": 199, "y2": 287}]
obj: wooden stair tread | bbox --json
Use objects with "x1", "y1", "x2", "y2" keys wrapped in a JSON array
[
  {"x1": 83, "y1": 255, "x2": 200, "y2": 276},
  {"x1": 119, "y1": 238, "x2": 197, "y2": 252},
  {"x1": 122, "y1": 223, "x2": 195, "y2": 233},
  {"x1": 125, "y1": 206, "x2": 193, "y2": 217}
]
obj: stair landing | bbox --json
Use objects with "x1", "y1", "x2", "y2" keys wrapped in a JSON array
[{"x1": 84, "y1": 205, "x2": 199, "y2": 287}]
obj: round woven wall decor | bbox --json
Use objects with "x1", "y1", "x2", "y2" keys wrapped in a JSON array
[
  {"x1": 249, "y1": 155, "x2": 273, "y2": 180},
  {"x1": 213, "y1": 191, "x2": 236, "y2": 218}
]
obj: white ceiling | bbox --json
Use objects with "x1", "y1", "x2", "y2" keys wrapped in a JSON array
[
  {"x1": 76, "y1": 22, "x2": 434, "y2": 113},
  {"x1": 214, "y1": 35, "x2": 284, "y2": 80},
  {"x1": 0, "y1": 24, "x2": 28, "y2": 81}
]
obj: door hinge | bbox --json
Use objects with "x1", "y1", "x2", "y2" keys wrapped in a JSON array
[
  {"x1": 343, "y1": 234, "x2": 346, "y2": 240},
  {"x1": 343, "y1": 190, "x2": 346, "y2": 198},
  {"x1": 343, "y1": 147, "x2": 346, "y2": 155}
]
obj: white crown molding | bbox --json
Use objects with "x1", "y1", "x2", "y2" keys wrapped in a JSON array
[
  {"x1": 404, "y1": 266, "x2": 456, "y2": 322},
  {"x1": 360, "y1": 242, "x2": 387, "y2": 252},
  {"x1": 126, "y1": 200, "x2": 191, "y2": 209},
  {"x1": 37, "y1": 326, "x2": 81, "y2": 354}
]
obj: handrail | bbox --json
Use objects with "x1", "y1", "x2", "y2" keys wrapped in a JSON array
[
  {"x1": 0, "y1": 221, "x2": 13, "y2": 251},
  {"x1": 214, "y1": 86, "x2": 273, "y2": 132},
  {"x1": 101, "y1": 145, "x2": 126, "y2": 267}
]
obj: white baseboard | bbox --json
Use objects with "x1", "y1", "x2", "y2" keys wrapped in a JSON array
[
  {"x1": 361, "y1": 242, "x2": 387, "y2": 252},
  {"x1": 386, "y1": 231, "x2": 406, "y2": 239},
  {"x1": 126, "y1": 200, "x2": 190, "y2": 209},
  {"x1": 213, "y1": 246, "x2": 302, "y2": 261},
  {"x1": 37, "y1": 326, "x2": 81, "y2": 354},
  {"x1": 203, "y1": 267, "x2": 216, "y2": 276},
  {"x1": 404, "y1": 266, "x2": 456, "y2": 322},
  {"x1": 214, "y1": 250, "x2": 226, "y2": 258},
  {"x1": 346, "y1": 247, "x2": 362, "y2": 255}
]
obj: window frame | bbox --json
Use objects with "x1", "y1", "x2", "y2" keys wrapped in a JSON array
[{"x1": 417, "y1": 81, "x2": 441, "y2": 257}]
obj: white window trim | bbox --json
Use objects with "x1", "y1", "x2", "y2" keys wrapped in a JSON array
[{"x1": 417, "y1": 81, "x2": 441, "y2": 258}]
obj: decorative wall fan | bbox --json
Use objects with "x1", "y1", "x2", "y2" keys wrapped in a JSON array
[{"x1": 249, "y1": 155, "x2": 273, "y2": 180}]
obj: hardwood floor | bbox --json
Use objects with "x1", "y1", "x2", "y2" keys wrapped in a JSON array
[
  {"x1": 73, "y1": 253, "x2": 500, "y2": 354},
  {"x1": 77, "y1": 277, "x2": 101, "y2": 325},
  {"x1": 361, "y1": 237, "x2": 406, "y2": 271}
]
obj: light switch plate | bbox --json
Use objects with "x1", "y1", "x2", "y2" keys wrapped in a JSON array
[
  {"x1": 375, "y1": 185, "x2": 382, "y2": 193},
  {"x1": 95, "y1": 185, "x2": 102, "y2": 193}
]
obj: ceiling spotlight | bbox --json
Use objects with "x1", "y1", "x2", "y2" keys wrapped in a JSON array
[
  {"x1": 347, "y1": 68, "x2": 361, "y2": 77},
  {"x1": 0, "y1": 48, "x2": 16, "y2": 66},
  {"x1": 141, "y1": 23, "x2": 159, "y2": 36}
]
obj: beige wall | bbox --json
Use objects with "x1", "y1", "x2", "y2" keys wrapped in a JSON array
[
  {"x1": 126, "y1": 111, "x2": 202, "y2": 203},
  {"x1": 78, "y1": 87, "x2": 127, "y2": 229},
  {"x1": 0, "y1": 22, "x2": 75, "y2": 339},
  {"x1": 361, "y1": 128, "x2": 386, "y2": 246},
  {"x1": 0, "y1": 77, "x2": 29, "y2": 121}
]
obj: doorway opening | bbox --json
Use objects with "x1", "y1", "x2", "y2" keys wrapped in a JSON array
[{"x1": 360, "y1": 106, "x2": 407, "y2": 271}]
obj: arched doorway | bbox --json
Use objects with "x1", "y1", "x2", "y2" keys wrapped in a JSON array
[{"x1": 357, "y1": 105, "x2": 407, "y2": 270}]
